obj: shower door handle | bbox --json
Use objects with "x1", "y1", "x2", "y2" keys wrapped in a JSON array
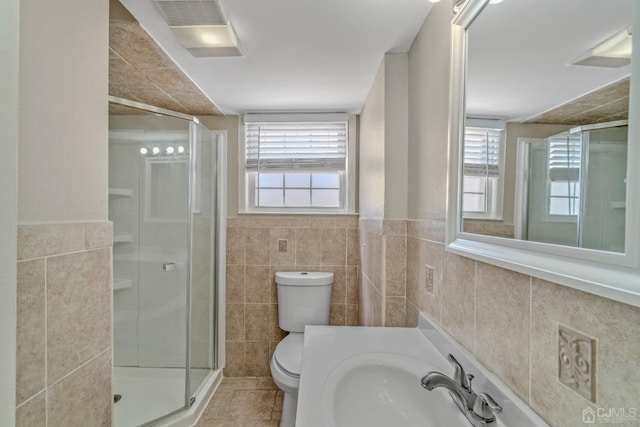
[{"x1": 162, "y1": 262, "x2": 176, "y2": 272}]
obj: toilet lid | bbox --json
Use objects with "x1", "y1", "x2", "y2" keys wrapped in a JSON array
[{"x1": 274, "y1": 333, "x2": 304, "y2": 378}]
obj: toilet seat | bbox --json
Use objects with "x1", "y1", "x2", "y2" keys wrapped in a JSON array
[{"x1": 273, "y1": 333, "x2": 304, "y2": 378}]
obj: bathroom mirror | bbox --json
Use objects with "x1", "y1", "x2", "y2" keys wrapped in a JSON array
[{"x1": 447, "y1": 0, "x2": 640, "y2": 306}]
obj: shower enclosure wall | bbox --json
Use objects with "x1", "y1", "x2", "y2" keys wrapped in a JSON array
[{"x1": 108, "y1": 98, "x2": 226, "y2": 427}]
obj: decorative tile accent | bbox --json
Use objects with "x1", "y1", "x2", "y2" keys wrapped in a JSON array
[
  {"x1": 558, "y1": 324, "x2": 596, "y2": 402},
  {"x1": 424, "y1": 265, "x2": 434, "y2": 294},
  {"x1": 278, "y1": 239, "x2": 287, "y2": 253}
]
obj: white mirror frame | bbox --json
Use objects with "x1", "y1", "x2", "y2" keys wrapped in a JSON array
[{"x1": 446, "y1": 0, "x2": 640, "y2": 307}]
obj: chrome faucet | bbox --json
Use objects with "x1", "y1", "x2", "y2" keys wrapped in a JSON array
[{"x1": 421, "y1": 354, "x2": 502, "y2": 426}]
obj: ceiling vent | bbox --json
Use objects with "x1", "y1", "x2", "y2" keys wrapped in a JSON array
[
  {"x1": 154, "y1": 0, "x2": 227, "y2": 26},
  {"x1": 153, "y1": 0, "x2": 243, "y2": 57}
]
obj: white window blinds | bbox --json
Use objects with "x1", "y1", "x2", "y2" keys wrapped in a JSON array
[
  {"x1": 245, "y1": 122, "x2": 348, "y2": 171},
  {"x1": 548, "y1": 132, "x2": 582, "y2": 181},
  {"x1": 463, "y1": 127, "x2": 501, "y2": 177}
]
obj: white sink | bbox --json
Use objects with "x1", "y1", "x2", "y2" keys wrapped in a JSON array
[
  {"x1": 295, "y1": 316, "x2": 548, "y2": 427},
  {"x1": 323, "y1": 352, "x2": 470, "y2": 427}
]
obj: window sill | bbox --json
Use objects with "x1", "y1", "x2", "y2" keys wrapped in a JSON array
[{"x1": 238, "y1": 210, "x2": 358, "y2": 216}]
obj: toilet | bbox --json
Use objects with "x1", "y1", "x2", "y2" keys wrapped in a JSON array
[{"x1": 270, "y1": 271, "x2": 334, "y2": 427}]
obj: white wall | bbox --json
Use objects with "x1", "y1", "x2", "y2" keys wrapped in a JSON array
[
  {"x1": 407, "y1": 2, "x2": 453, "y2": 220},
  {"x1": 198, "y1": 116, "x2": 240, "y2": 217},
  {"x1": 384, "y1": 53, "x2": 409, "y2": 219},
  {"x1": 359, "y1": 60, "x2": 386, "y2": 219},
  {"x1": 0, "y1": 0, "x2": 18, "y2": 423},
  {"x1": 359, "y1": 53, "x2": 410, "y2": 219},
  {"x1": 18, "y1": 0, "x2": 109, "y2": 223}
]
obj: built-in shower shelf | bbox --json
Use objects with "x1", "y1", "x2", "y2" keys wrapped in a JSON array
[
  {"x1": 610, "y1": 201, "x2": 626, "y2": 209},
  {"x1": 113, "y1": 278, "x2": 132, "y2": 291},
  {"x1": 109, "y1": 188, "x2": 133, "y2": 198},
  {"x1": 114, "y1": 234, "x2": 133, "y2": 244}
]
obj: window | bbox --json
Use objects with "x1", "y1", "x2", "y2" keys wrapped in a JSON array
[
  {"x1": 241, "y1": 114, "x2": 355, "y2": 213},
  {"x1": 462, "y1": 125, "x2": 505, "y2": 219},
  {"x1": 547, "y1": 132, "x2": 582, "y2": 217}
]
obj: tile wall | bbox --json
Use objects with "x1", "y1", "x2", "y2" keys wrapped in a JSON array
[
  {"x1": 358, "y1": 219, "x2": 408, "y2": 327},
  {"x1": 224, "y1": 215, "x2": 359, "y2": 377},
  {"x1": 15, "y1": 223, "x2": 113, "y2": 427},
  {"x1": 362, "y1": 217, "x2": 640, "y2": 427}
]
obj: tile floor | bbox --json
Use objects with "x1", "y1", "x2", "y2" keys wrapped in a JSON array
[{"x1": 196, "y1": 377, "x2": 284, "y2": 427}]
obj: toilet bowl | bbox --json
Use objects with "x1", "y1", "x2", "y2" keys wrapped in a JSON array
[
  {"x1": 270, "y1": 333, "x2": 304, "y2": 427},
  {"x1": 270, "y1": 272, "x2": 333, "y2": 427}
]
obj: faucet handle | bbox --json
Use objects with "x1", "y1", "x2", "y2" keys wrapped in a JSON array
[
  {"x1": 447, "y1": 354, "x2": 470, "y2": 390},
  {"x1": 466, "y1": 374, "x2": 475, "y2": 393},
  {"x1": 472, "y1": 392, "x2": 503, "y2": 421}
]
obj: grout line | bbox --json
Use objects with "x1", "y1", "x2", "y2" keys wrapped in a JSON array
[
  {"x1": 44, "y1": 256, "x2": 48, "y2": 426},
  {"x1": 47, "y1": 347, "x2": 112, "y2": 390},
  {"x1": 15, "y1": 388, "x2": 46, "y2": 410}
]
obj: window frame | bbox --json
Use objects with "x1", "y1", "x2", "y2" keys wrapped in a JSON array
[{"x1": 239, "y1": 113, "x2": 357, "y2": 214}]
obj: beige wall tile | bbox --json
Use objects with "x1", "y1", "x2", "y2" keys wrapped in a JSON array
[
  {"x1": 246, "y1": 266, "x2": 271, "y2": 303},
  {"x1": 16, "y1": 259, "x2": 46, "y2": 405},
  {"x1": 441, "y1": 252, "x2": 475, "y2": 352},
  {"x1": 46, "y1": 249, "x2": 111, "y2": 384},
  {"x1": 226, "y1": 227, "x2": 245, "y2": 265},
  {"x1": 16, "y1": 391, "x2": 46, "y2": 427},
  {"x1": 346, "y1": 267, "x2": 359, "y2": 305},
  {"x1": 18, "y1": 223, "x2": 84, "y2": 260},
  {"x1": 226, "y1": 265, "x2": 245, "y2": 303},
  {"x1": 335, "y1": 215, "x2": 358, "y2": 229},
  {"x1": 383, "y1": 219, "x2": 406, "y2": 235},
  {"x1": 47, "y1": 351, "x2": 112, "y2": 427},
  {"x1": 245, "y1": 304, "x2": 269, "y2": 341},
  {"x1": 245, "y1": 342, "x2": 270, "y2": 377},
  {"x1": 385, "y1": 234, "x2": 406, "y2": 294},
  {"x1": 330, "y1": 303, "x2": 346, "y2": 326},
  {"x1": 226, "y1": 303, "x2": 245, "y2": 342},
  {"x1": 322, "y1": 229, "x2": 346, "y2": 265},
  {"x1": 405, "y1": 300, "x2": 419, "y2": 327},
  {"x1": 269, "y1": 228, "x2": 295, "y2": 266},
  {"x1": 385, "y1": 297, "x2": 407, "y2": 327},
  {"x1": 327, "y1": 266, "x2": 346, "y2": 304},
  {"x1": 283, "y1": 216, "x2": 309, "y2": 228},
  {"x1": 244, "y1": 216, "x2": 285, "y2": 228},
  {"x1": 346, "y1": 304, "x2": 359, "y2": 326},
  {"x1": 246, "y1": 228, "x2": 270, "y2": 265},
  {"x1": 475, "y1": 263, "x2": 530, "y2": 402},
  {"x1": 309, "y1": 217, "x2": 336, "y2": 228},
  {"x1": 531, "y1": 279, "x2": 640, "y2": 426},
  {"x1": 346, "y1": 229, "x2": 359, "y2": 266},
  {"x1": 295, "y1": 228, "x2": 322, "y2": 265},
  {"x1": 406, "y1": 219, "x2": 445, "y2": 243},
  {"x1": 224, "y1": 342, "x2": 246, "y2": 377},
  {"x1": 406, "y1": 238, "x2": 443, "y2": 323},
  {"x1": 84, "y1": 221, "x2": 113, "y2": 249}
]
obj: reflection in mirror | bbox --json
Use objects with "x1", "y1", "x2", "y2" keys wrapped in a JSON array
[
  {"x1": 515, "y1": 121, "x2": 627, "y2": 252},
  {"x1": 461, "y1": 0, "x2": 632, "y2": 255}
]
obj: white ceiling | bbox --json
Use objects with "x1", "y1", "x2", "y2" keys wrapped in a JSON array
[
  {"x1": 466, "y1": 0, "x2": 632, "y2": 121},
  {"x1": 120, "y1": 0, "x2": 433, "y2": 115}
]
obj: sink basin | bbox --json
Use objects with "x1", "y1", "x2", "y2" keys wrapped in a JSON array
[{"x1": 322, "y1": 352, "x2": 470, "y2": 427}]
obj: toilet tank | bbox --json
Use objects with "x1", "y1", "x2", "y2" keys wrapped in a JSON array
[{"x1": 275, "y1": 272, "x2": 333, "y2": 333}]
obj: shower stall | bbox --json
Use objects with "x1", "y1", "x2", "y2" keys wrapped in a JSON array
[
  {"x1": 108, "y1": 97, "x2": 226, "y2": 427},
  {"x1": 515, "y1": 120, "x2": 628, "y2": 252}
]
